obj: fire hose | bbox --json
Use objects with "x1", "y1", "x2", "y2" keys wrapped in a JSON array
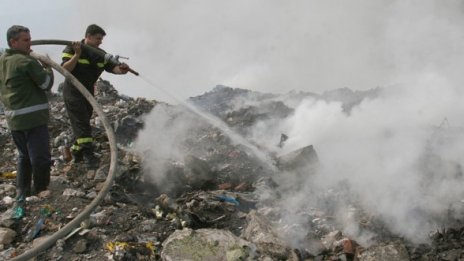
[
  {"x1": 31, "y1": 39, "x2": 139, "y2": 75},
  {"x1": 8, "y1": 41, "x2": 129, "y2": 260}
]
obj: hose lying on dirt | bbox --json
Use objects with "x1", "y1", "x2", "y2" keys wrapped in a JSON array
[{"x1": 8, "y1": 51, "x2": 119, "y2": 261}]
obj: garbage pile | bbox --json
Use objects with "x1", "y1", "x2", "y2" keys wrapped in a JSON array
[{"x1": 1, "y1": 82, "x2": 464, "y2": 261}]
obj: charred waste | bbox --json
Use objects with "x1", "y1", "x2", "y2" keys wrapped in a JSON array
[{"x1": 1, "y1": 81, "x2": 464, "y2": 260}]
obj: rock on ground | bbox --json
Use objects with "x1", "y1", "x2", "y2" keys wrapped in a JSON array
[{"x1": 161, "y1": 228, "x2": 253, "y2": 261}]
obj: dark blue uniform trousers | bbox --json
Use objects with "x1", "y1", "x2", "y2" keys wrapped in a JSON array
[{"x1": 11, "y1": 124, "x2": 51, "y2": 197}]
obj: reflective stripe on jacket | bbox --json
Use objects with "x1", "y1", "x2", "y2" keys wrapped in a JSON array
[
  {"x1": 4, "y1": 103, "x2": 48, "y2": 117},
  {"x1": 61, "y1": 40, "x2": 116, "y2": 94}
]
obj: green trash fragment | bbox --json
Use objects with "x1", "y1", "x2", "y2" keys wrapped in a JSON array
[
  {"x1": 40, "y1": 205, "x2": 54, "y2": 217},
  {"x1": 13, "y1": 206, "x2": 24, "y2": 219},
  {"x1": 13, "y1": 195, "x2": 25, "y2": 219}
]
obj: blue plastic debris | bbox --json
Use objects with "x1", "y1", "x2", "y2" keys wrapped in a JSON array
[
  {"x1": 26, "y1": 217, "x2": 45, "y2": 241},
  {"x1": 216, "y1": 195, "x2": 239, "y2": 205}
]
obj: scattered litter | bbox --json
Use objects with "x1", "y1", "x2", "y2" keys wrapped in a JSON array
[{"x1": 216, "y1": 195, "x2": 240, "y2": 205}]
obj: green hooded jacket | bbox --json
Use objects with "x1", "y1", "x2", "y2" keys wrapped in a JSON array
[{"x1": 0, "y1": 49, "x2": 53, "y2": 130}]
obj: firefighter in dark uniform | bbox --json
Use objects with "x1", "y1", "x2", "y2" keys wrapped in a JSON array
[{"x1": 61, "y1": 24, "x2": 129, "y2": 168}]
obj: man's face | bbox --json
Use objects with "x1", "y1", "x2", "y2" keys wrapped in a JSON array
[
  {"x1": 10, "y1": 31, "x2": 31, "y2": 54},
  {"x1": 85, "y1": 33, "x2": 104, "y2": 48}
]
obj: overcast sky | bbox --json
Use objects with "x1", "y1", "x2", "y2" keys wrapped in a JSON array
[{"x1": 2, "y1": 0, "x2": 464, "y2": 104}]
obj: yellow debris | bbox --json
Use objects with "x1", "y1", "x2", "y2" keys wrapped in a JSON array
[
  {"x1": 106, "y1": 241, "x2": 156, "y2": 255},
  {"x1": 0, "y1": 171, "x2": 17, "y2": 179}
]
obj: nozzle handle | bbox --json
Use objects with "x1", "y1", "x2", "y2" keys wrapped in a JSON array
[{"x1": 128, "y1": 68, "x2": 139, "y2": 76}]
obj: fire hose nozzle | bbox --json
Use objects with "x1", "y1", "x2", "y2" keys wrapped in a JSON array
[
  {"x1": 104, "y1": 53, "x2": 139, "y2": 76},
  {"x1": 104, "y1": 53, "x2": 123, "y2": 65}
]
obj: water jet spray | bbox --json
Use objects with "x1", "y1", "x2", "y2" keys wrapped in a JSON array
[
  {"x1": 138, "y1": 75, "x2": 278, "y2": 172},
  {"x1": 27, "y1": 39, "x2": 274, "y2": 169}
]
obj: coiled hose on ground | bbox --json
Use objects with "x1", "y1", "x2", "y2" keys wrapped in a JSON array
[{"x1": 8, "y1": 41, "x2": 119, "y2": 260}]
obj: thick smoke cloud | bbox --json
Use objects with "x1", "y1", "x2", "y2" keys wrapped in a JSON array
[
  {"x1": 134, "y1": 1, "x2": 464, "y2": 244},
  {"x1": 275, "y1": 81, "x2": 464, "y2": 244}
]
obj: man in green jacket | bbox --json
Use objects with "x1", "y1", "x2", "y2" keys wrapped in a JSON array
[{"x1": 0, "y1": 25, "x2": 54, "y2": 198}]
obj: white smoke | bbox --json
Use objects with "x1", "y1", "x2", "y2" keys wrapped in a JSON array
[
  {"x1": 282, "y1": 79, "x2": 464, "y2": 243},
  {"x1": 207, "y1": 0, "x2": 464, "y2": 244},
  {"x1": 134, "y1": 104, "x2": 204, "y2": 191},
  {"x1": 233, "y1": 72, "x2": 464, "y2": 246},
  {"x1": 97, "y1": 0, "x2": 464, "y2": 244}
]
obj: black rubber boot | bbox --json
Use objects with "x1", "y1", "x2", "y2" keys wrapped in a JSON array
[
  {"x1": 16, "y1": 165, "x2": 32, "y2": 199},
  {"x1": 71, "y1": 149, "x2": 84, "y2": 164},
  {"x1": 32, "y1": 166, "x2": 50, "y2": 195},
  {"x1": 84, "y1": 152, "x2": 100, "y2": 169},
  {"x1": 81, "y1": 143, "x2": 99, "y2": 169}
]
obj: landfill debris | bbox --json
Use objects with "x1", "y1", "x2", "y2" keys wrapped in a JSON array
[
  {"x1": 2, "y1": 196, "x2": 14, "y2": 206},
  {"x1": 161, "y1": 228, "x2": 252, "y2": 261},
  {"x1": 357, "y1": 242, "x2": 410, "y2": 261},
  {"x1": 0, "y1": 247, "x2": 16, "y2": 260},
  {"x1": 0, "y1": 171, "x2": 16, "y2": 179},
  {"x1": 0, "y1": 227, "x2": 17, "y2": 245},
  {"x1": 12, "y1": 195, "x2": 26, "y2": 220},
  {"x1": 216, "y1": 194, "x2": 240, "y2": 205},
  {"x1": 0, "y1": 81, "x2": 463, "y2": 260},
  {"x1": 278, "y1": 133, "x2": 288, "y2": 148},
  {"x1": 25, "y1": 217, "x2": 45, "y2": 242},
  {"x1": 242, "y1": 210, "x2": 291, "y2": 259},
  {"x1": 72, "y1": 239, "x2": 87, "y2": 253},
  {"x1": 106, "y1": 240, "x2": 156, "y2": 260},
  {"x1": 276, "y1": 144, "x2": 319, "y2": 172}
]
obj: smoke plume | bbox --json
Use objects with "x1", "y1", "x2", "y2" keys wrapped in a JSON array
[{"x1": 129, "y1": 0, "x2": 464, "y2": 244}]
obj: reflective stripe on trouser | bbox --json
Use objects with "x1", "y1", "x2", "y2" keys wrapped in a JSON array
[
  {"x1": 71, "y1": 137, "x2": 93, "y2": 152},
  {"x1": 71, "y1": 144, "x2": 80, "y2": 152}
]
